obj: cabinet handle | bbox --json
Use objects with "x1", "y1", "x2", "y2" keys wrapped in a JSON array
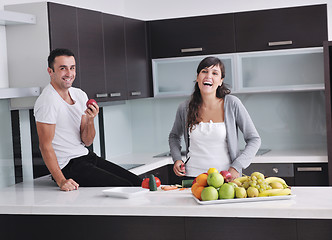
[
  {"x1": 272, "y1": 168, "x2": 279, "y2": 174},
  {"x1": 130, "y1": 91, "x2": 141, "y2": 96},
  {"x1": 96, "y1": 93, "x2": 108, "y2": 98},
  {"x1": 297, "y1": 167, "x2": 322, "y2": 172},
  {"x1": 268, "y1": 41, "x2": 293, "y2": 47},
  {"x1": 110, "y1": 92, "x2": 121, "y2": 97},
  {"x1": 181, "y1": 47, "x2": 203, "y2": 53}
]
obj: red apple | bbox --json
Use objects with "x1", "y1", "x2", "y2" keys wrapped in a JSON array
[
  {"x1": 86, "y1": 99, "x2": 97, "y2": 109},
  {"x1": 220, "y1": 170, "x2": 232, "y2": 183}
]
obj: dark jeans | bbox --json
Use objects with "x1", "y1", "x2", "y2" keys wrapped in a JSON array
[{"x1": 61, "y1": 152, "x2": 142, "y2": 187}]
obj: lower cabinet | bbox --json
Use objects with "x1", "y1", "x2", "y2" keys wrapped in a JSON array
[
  {"x1": 294, "y1": 163, "x2": 329, "y2": 186},
  {"x1": 139, "y1": 164, "x2": 182, "y2": 185},
  {"x1": 1, "y1": 215, "x2": 331, "y2": 240},
  {"x1": 243, "y1": 163, "x2": 329, "y2": 186}
]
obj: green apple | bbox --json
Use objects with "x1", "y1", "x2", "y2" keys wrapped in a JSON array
[
  {"x1": 201, "y1": 186, "x2": 219, "y2": 201},
  {"x1": 207, "y1": 172, "x2": 224, "y2": 188},
  {"x1": 218, "y1": 183, "x2": 235, "y2": 199},
  {"x1": 228, "y1": 182, "x2": 238, "y2": 188}
]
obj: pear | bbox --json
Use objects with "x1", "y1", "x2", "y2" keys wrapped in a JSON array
[
  {"x1": 235, "y1": 187, "x2": 247, "y2": 198},
  {"x1": 247, "y1": 186, "x2": 259, "y2": 198}
]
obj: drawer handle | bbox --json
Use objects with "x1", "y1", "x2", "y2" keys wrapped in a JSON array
[
  {"x1": 96, "y1": 93, "x2": 108, "y2": 98},
  {"x1": 131, "y1": 91, "x2": 141, "y2": 96},
  {"x1": 268, "y1": 40, "x2": 293, "y2": 47},
  {"x1": 181, "y1": 47, "x2": 203, "y2": 53},
  {"x1": 297, "y1": 167, "x2": 322, "y2": 172},
  {"x1": 110, "y1": 92, "x2": 121, "y2": 97}
]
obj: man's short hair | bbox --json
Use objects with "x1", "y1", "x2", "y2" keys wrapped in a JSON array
[{"x1": 48, "y1": 48, "x2": 75, "y2": 70}]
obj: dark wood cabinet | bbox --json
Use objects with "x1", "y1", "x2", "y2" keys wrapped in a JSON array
[
  {"x1": 323, "y1": 41, "x2": 332, "y2": 186},
  {"x1": 47, "y1": 3, "x2": 152, "y2": 102},
  {"x1": 148, "y1": 14, "x2": 236, "y2": 58},
  {"x1": 235, "y1": 4, "x2": 328, "y2": 52},
  {"x1": 47, "y1": 3, "x2": 81, "y2": 88},
  {"x1": 103, "y1": 13, "x2": 127, "y2": 101},
  {"x1": 77, "y1": 8, "x2": 106, "y2": 101},
  {"x1": 294, "y1": 163, "x2": 329, "y2": 186},
  {"x1": 125, "y1": 18, "x2": 153, "y2": 99}
]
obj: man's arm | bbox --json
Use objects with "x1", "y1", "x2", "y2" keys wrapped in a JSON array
[
  {"x1": 36, "y1": 121, "x2": 79, "y2": 191},
  {"x1": 81, "y1": 102, "x2": 99, "y2": 146}
]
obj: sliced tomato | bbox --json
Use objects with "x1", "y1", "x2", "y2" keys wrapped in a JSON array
[{"x1": 141, "y1": 176, "x2": 161, "y2": 189}]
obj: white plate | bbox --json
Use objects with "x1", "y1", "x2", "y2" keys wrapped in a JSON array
[
  {"x1": 193, "y1": 194, "x2": 295, "y2": 205},
  {"x1": 103, "y1": 187, "x2": 149, "y2": 199}
]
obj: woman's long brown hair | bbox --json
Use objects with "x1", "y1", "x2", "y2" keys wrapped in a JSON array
[{"x1": 187, "y1": 57, "x2": 230, "y2": 132}]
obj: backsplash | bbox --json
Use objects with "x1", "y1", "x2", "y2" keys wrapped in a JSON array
[{"x1": 0, "y1": 91, "x2": 327, "y2": 188}]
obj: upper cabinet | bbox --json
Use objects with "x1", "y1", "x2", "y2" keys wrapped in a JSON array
[
  {"x1": 125, "y1": 18, "x2": 153, "y2": 99},
  {"x1": 148, "y1": 14, "x2": 236, "y2": 59},
  {"x1": 48, "y1": 3, "x2": 81, "y2": 87},
  {"x1": 103, "y1": 14, "x2": 127, "y2": 101},
  {"x1": 6, "y1": 2, "x2": 152, "y2": 108},
  {"x1": 235, "y1": 4, "x2": 328, "y2": 52}
]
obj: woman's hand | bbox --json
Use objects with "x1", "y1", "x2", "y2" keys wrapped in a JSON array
[
  {"x1": 228, "y1": 167, "x2": 240, "y2": 180},
  {"x1": 173, "y1": 160, "x2": 186, "y2": 176}
]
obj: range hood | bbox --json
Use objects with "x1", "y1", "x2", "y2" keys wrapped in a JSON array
[
  {"x1": 0, "y1": 87, "x2": 40, "y2": 99},
  {"x1": 0, "y1": 10, "x2": 36, "y2": 25}
]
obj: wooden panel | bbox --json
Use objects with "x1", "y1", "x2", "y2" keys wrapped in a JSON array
[
  {"x1": 235, "y1": 4, "x2": 328, "y2": 52},
  {"x1": 294, "y1": 163, "x2": 329, "y2": 186},
  {"x1": 103, "y1": 13, "x2": 127, "y2": 101},
  {"x1": 323, "y1": 41, "x2": 332, "y2": 186},
  {"x1": 0, "y1": 215, "x2": 186, "y2": 240},
  {"x1": 149, "y1": 13, "x2": 236, "y2": 58},
  {"x1": 48, "y1": 2, "x2": 81, "y2": 88},
  {"x1": 77, "y1": 8, "x2": 106, "y2": 100},
  {"x1": 186, "y1": 217, "x2": 297, "y2": 240},
  {"x1": 297, "y1": 219, "x2": 332, "y2": 240},
  {"x1": 125, "y1": 18, "x2": 152, "y2": 99}
]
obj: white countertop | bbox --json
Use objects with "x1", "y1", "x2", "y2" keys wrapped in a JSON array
[{"x1": 0, "y1": 175, "x2": 332, "y2": 219}]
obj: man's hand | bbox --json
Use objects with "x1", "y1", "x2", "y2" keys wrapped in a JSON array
[
  {"x1": 59, "y1": 178, "x2": 79, "y2": 191},
  {"x1": 85, "y1": 101, "x2": 99, "y2": 119}
]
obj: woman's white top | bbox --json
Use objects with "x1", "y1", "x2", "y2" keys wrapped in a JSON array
[{"x1": 186, "y1": 121, "x2": 231, "y2": 177}]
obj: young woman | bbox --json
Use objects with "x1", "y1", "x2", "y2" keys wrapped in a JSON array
[{"x1": 169, "y1": 56, "x2": 261, "y2": 179}]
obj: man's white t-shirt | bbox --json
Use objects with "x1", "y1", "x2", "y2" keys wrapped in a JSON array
[{"x1": 34, "y1": 83, "x2": 89, "y2": 169}]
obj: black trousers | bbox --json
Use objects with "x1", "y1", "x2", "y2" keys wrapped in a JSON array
[{"x1": 61, "y1": 152, "x2": 142, "y2": 187}]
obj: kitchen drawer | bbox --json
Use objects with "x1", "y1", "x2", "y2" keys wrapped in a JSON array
[{"x1": 294, "y1": 163, "x2": 329, "y2": 186}]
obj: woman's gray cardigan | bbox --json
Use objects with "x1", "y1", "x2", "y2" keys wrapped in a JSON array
[{"x1": 168, "y1": 94, "x2": 261, "y2": 173}]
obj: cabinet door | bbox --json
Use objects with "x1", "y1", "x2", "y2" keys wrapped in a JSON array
[
  {"x1": 323, "y1": 41, "x2": 332, "y2": 186},
  {"x1": 103, "y1": 13, "x2": 127, "y2": 101},
  {"x1": 77, "y1": 8, "x2": 107, "y2": 101},
  {"x1": 294, "y1": 163, "x2": 329, "y2": 186},
  {"x1": 48, "y1": 3, "x2": 81, "y2": 88},
  {"x1": 149, "y1": 14, "x2": 236, "y2": 58},
  {"x1": 235, "y1": 4, "x2": 328, "y2": 52},
  {"x1": 125, "y1": 18, "x2": 152, "y2": 99}
]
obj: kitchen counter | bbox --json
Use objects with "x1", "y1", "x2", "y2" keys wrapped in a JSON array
[{"x1": 0, "y1": 175, "x2": 331, "y2": 219}]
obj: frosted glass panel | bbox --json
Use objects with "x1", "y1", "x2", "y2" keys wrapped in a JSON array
[
  {"x1": 237, "y1": 91, "x2": 326, "y2": 151},
  {"x1": 153, "y1": 55, "x2": 234, "y2": 97},
  {"x1": 240, "y1": 48, "x2": 324, "y2": 90},
  {"x1": 0, "y1": 100, "x2": 15, "y2": 188}
]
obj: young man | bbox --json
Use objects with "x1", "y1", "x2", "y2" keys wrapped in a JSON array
[{"x1": 34, "y1": 48, "x2": 142, "y2": 191}]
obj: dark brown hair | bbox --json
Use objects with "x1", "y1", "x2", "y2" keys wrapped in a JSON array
[{"x1": 187, "y1": 57, "x2": 230, "y2": 132}]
